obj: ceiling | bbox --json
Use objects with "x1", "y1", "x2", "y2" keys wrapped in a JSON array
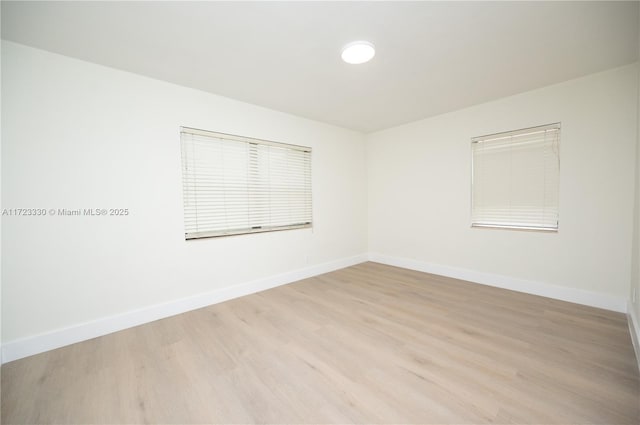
[{"x1": 2, "y1": 1, "x2": 638, "y2": 133}]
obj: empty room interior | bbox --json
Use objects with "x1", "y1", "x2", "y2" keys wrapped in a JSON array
[{"x1": 2, "y1": 1, "x2": 640, "y2": 424}]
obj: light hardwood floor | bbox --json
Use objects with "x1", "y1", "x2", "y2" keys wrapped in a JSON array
[{"x1": 2, "y1": 262, "x2": 639, "y2": 424}]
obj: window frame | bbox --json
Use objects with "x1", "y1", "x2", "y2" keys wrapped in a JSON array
[
  {"x1": 470, "y1": 123, "x2": 560, "y2": 232},
  {"x1": 180, "y1": 127, "x2": 312, "y2": 240}
]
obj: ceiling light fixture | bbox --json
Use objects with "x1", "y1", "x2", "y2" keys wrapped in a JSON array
[{"x1": 341, "y1": 41, "x2": 375, "y2": 64}]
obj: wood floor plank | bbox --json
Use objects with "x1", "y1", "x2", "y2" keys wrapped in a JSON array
[{"x1": 2, "y1": 262, "x2": 639, "y2": 424}]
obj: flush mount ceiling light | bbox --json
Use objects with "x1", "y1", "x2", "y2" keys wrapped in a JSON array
[{"x1": 341, "y1": 41, "x2": 375, "y2": 64}]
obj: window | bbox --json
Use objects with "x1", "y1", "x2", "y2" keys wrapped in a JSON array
[
  {"x1": 180, "y1": 127, "x2": 312, "y2": 239},
  {"x1": 471, "y1": 123, "x2": 560, "y2": 231}
]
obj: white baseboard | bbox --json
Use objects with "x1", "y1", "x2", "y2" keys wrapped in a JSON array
[
  {"x1": 2, "y1": 253, "x2": 631, "y2": 364},
  {"x1": 1, "y1": 254, "x2": 368, "y2": 364},
  {"x1": 628, "y1": 301, "x2": 640, "y2": 373},
  {"x1": 368, "y1": 253, "x2": 628, "y2": 313}
]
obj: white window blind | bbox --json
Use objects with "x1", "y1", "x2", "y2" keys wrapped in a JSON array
[
  {"x1": 471, "y1": 123, "x2": 560, "y2": 231},
  {"x1": 180, "y1": 127, "x2": 312, "y2": 239}
]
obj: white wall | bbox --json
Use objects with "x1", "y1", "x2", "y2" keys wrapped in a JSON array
[
  {"x1": 367, "y1": 64, "x2": 638, "y2": 306},
  {"x1": 1, "y1": 41, "x2": 367, "y2": 345},
  {"x1": 629, "y1": 7, "x2": 640, "y2": 365},
  {"x1": 0, "y1": 6, "x2": 3, "y2": 368}
]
